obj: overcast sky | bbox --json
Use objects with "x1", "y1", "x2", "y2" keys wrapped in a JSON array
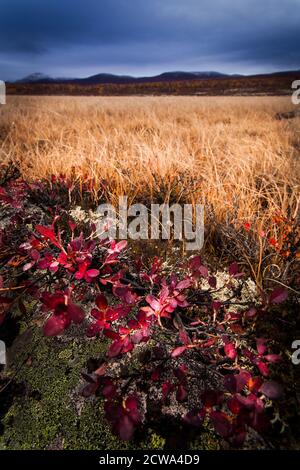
[{"x1": 0, "y1": 0, "x2": 299, "y2": 80}]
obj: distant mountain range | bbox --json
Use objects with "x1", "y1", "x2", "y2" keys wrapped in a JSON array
[
  {"x1": 7, "y1": 69, "x2": 300, "y2": 97},
  {"x1": 14, "y1": 69, "x2": 299, "y2": 86}
]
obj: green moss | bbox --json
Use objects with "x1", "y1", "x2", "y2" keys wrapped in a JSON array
[
  {"x1": 0, "y1": 326, "x2": 155, "y2": 450},
  {"x1": 0, "y1": 324, "x2": 221, "y2": 450},
  {"x1": 148, "y1": 432, "x2": 166, "y2": 449},
  {"x1": 58, "y1": 348, "x2": 73, "y2": 360},
  {"x1": 189, "y1": 432, "x2": 221, "y2": 450}
]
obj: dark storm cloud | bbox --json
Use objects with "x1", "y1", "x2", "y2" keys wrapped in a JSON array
[{"x1": 0, "y1": 0, "x2": 299, "y2": 80}]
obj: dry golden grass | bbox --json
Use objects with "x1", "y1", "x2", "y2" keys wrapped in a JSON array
[{"x1": 0, "y1": 95, "x2": 299, "y2": 238}]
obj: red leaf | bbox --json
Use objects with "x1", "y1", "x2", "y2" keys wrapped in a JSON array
[
  {"x1": 23, "y1": 262, "x2": 35, "y2": 271},
  {"x1": 171, "y1": 346, "x2": 187, "y2": 358},
  {"x1": 102, "y1": 379, "x2": 117, "y2": 399},
  {"x1": 176, "y1": 279, "x2": 193, "y2": 290},
  {"x1": 95, "y1": 293, "x2": 108, "y2": 310},
  {"x1": 199, "y1": 265, "x2": 209, "y2": 278},
  {"x1": 251, "y1": 409, "x2": 270, "y2": 433},
  {"x1": 86, "y1": 322, "x2": 103, "y2": 337},
  {"x1": 179, "y1": 329, "x2": 191, "y2": 345},
  {"x1": 68, "y1": 220, "x2": 77, "y2": 232},
  {"x1": 212, "y1": 300, "x2": 222, "y2": 312},
  {"x1": 173, "y1": 364, "x2": 188, "y2": 382},
  {"x1": 269, "y1": 237, "x2": 277, "y2": 247},
  {"x1": 108, "y1": 341, "x2": 123, "y2": 357},
  {"x1": 264, "y1": 354, "x2": 282, "y2": 363},
  {"x1": 259, "y1": 381, "x2": 284, "y2": 399},
  {"x1": 248, "y1": 376, "x2": 263, "y2": 393},
  {"x1": 269, "y1": 287, "x2": 288, "y2": 305},
  {"x1": 229, "y1": 262, "x2": 239, "y2": 276},
  {"x1": 68, "y1": 303, "x2": 85, "y2": 323},
  {"x1": 30, "y1": 249, "x2": 40, "y2": 261},
  {"x1": 114, "y1": 284, "x2": 137, "y2": 305},
  {"x1": 256, "y1": 338, "x2": 267, "y2": 355},
  {"x1": 114, "y1": 240, "x2": 127, "y2": 252},
  {"x1": 210, "y1": 411, "x2": 232, "y2": 438},
  {"x1": 224, "y1": 371, "x2": 251, "y2": 393},
  {"x1": 43, "y1": 314, "x2": 68, "y2": 336},
  {"x1": 162, "y1": 381, "x2": 172, "y2": 399},
  {"x1": 104, "y1": 329, "x2": 119, "y2": 340},
  {"x1": 227, "y1": 396, "x2": 242, "y2": 414},
  {"x1": 119, "y1": 416, "x2": 135, "y2": 440},
  {"x1": 245, "y1": 308, "x2": 257, "y2": 318},
  {"x1": 184, "y1": 409, "x2": 205, "y2": 427},
  {"x1": 35, "y1": 225, "x2": 61, "y2": 248},
  {"x1": 176, "y1": 384, "x2": 187, "y2": 402},
  {"x1": 202, "y1": 390, "x2": 224, "y2": 408},
  {"x1": 151, "y1": 366, "x2": 162, "y2": 381},
  {"x1": 257, "y1": 361, "x2": 269, "y2": 377},
  {"x1": 94, "y1": 363, "x2": 107, "y2": 376},
  {"x1": 145, "y1": 294, "x2": 160, "y2": 311},
  {"x1": 224, "y1": 342, "x2": 237, "y2": 360},
  {"x1": 189, "y1": 256, "x2": 202, "y2": 270},
  {"x1": 125, "y1": 395, "x2": 140, "y2": 423},
  {"x1": 86, "y1": 269, "x2": 100, "y2": 278}
]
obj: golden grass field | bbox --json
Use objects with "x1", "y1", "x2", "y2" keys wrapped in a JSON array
[{"x1": 0, "y1": 95, "x2": 299, "y2": 277}]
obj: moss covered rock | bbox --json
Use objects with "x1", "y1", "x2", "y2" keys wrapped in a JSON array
[
  {"x1": 0, "y1": 322, "x2": 222, "y2": 450},
  {"x1": 0, "y1": 324, "x2": 163, "y2": 450}
]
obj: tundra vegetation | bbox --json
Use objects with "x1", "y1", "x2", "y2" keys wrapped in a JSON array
[{"x1": 0, "y1": 96, "x2": 299, "y2": 449}]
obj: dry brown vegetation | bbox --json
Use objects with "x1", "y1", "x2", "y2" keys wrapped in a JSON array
[{"x1": 0, "y1": 95, "x2": 299, "y2": 278}]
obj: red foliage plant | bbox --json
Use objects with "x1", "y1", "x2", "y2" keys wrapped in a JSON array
[{"x1": 0, "y1": 169, "x2": 289, "y2": 446}]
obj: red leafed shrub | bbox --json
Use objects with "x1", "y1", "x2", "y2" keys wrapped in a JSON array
[
  {"x1": 41, "y1": 289, "x2": 85, "y2": 336},
  {"x1": 0, "y1": 166, "x2": 291, "y2": 447}
]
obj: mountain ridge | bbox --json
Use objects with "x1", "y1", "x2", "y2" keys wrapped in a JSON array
[{"x1": 14, "y1": 69, "x2": 300, "y2": 85}]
